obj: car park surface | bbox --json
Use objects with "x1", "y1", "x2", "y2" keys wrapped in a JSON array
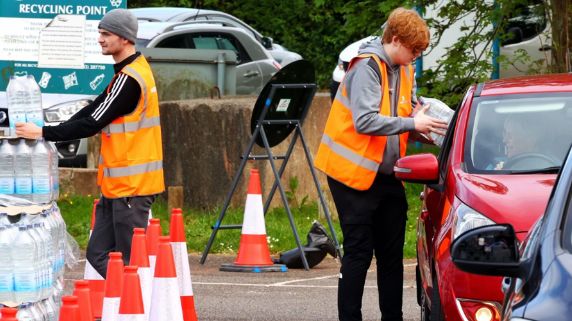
[{"x1": 394, "y1": 74, "x2": 572, "y2": 321}]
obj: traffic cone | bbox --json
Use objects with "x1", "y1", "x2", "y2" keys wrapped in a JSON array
[
  {"x1": 170, "y1": 208, "x2": 198, "y2": 321},
  {"x1": 73, "y1": 280, "x2": 94, "y2": 321},
  {"x1": 130, "y1": 228, "x2": 152, "y2": 320},
  {"x1": 149, "y1": 236, "x2": 184, "y2": 321},
  {"x1": 84, "y1": 199, "x2": 106, "y2": 318},
  {"x1": 59, "y1": 296, "x2": 81, "y2": 321},
  {"x1": 146, "y1": 218, "x2": 162, "y2": 274},
  {"x1": 101, "y1": 252, "x2": 124, "y2": 321},
  {"x1": 0, "y1": 307, "x2": 18, "y2": 321},
  {"x1": 220, "y1": 169, "x2": 287, "y2": 272},
  {"x1": 118, "y1": 266, "x2": 145, "y2": 321}
]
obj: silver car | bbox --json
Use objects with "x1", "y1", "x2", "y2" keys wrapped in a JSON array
[
  {"x1": 137, "y1": 21, "x2": 280, "y2": 95},
  {"x1": 130, "y1": 7, "x2": 302, "y2": 66}
]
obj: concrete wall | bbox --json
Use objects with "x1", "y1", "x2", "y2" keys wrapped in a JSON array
[{"x1": 61, "y1": 93, "x2": 335, "y2": 212}]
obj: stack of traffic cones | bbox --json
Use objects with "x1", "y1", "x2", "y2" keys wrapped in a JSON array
[
  {"x1": 101, "y1": 252, "x2": 124, "y2": 321},
  {"x1": 170, "y1": 208, "x2": 198, "y2": 321},
  {"x1": 220, "y1": 169, "x2": 287, "y2": 272},
  {"x1": 59, "y1": 296, "x2": 80, "y2": 321},
  {"x1": 0, "y1": 307, "x2": 18, "y2": 321},
  {"x1": 149, "y1": 236, "x2": 184, "y2": 321},
  {"x1": 84, "y1": 199, "x2": 106, "y2": 318},
  {"x1": 118, "y1": 266, "x2": 145, "y2": 321},
  {"x1": 146, "y1": 218, "x2": 162, "y2": 274},
  {"x1": 73, "y1": 280, "x2": 94, "y2": 321},
  {"x1": 130, "y1": 228, "x2": 152, "y2": 320}
]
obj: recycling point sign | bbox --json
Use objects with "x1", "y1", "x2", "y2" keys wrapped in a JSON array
[{"x1": 0, "y1": 0, "x2": 127, "y2": 96}]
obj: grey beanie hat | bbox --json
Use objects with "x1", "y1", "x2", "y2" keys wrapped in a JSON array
[{"x1": 98, "y1": 9, "x2": 138, "y2": 43}]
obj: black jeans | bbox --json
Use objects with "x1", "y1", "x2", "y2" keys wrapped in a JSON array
[
  {"x1": 328, "y1": 174, "x2": 408, "y2": 321},
  {"x1": 86, "y1": 195, "x2": 156, "y2": 278}
]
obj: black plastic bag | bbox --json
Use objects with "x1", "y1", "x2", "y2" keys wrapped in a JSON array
[{"x1": 275, "y1": 221, "x2": 336, "y2": 268}]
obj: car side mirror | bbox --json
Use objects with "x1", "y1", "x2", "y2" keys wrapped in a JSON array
[
  {"x1": 261, "y1": 36, "x2": 273, "y2": 49},
  {"x1": 394, "y1": 153, "x2": 439, "y2": 184},
  {"x1": 451, "y1": 224, "x2": 523, "y2": 278}
]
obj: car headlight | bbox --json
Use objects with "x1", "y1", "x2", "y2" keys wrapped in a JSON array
[
  {"x1": 452, "y1": 201, "x2": 495, "y2": 240},
  {"x1": 44, "y1": 99, "x2": 91, "y2": 123}
]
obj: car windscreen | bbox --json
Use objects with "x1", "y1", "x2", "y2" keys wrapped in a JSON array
[{"x1": 465, "y1": 93, "x2": 572, "y2": 174}]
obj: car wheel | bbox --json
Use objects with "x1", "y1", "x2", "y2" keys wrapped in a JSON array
[{"x1": 431, "y1": 272, "x2": 444, "y2": 321}]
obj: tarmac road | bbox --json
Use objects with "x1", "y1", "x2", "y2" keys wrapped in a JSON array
[{"x1": 66, "y1": 254, "x2": 420, "y2": 321}]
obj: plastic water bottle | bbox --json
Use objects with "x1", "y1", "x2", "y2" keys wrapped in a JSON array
[
  {"x1": 0, "y1": 140, "x2": 15, "y2": 196},
  {"x1": 25, "y1": 75, "x2": 44, "y2": 127},
  {"x1": 6, "y1": 75, "x2": 28, "y2": 137},
  {"x1": 0, "y1": 225, "x2": 15, "y2": 303},
  {"x1": 14, "y1": 139, "x2": 33, "y2": 202},
  {"x1": 48, "y1": 142, "x2": 59, "y2": 201},
  {"x1": 31, "y1": 141, "x2": 51, "y2": 204},
  {"x1": 12, "y1": 224, "x2": 39, "y2": 303},
  {"x1": 17, "y1": 303, "x2": 35, "y2": 321}
]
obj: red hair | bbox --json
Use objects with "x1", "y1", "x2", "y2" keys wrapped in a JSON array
[{"x1": 382, "y1": 8, "x2": 430, "y2": 55}]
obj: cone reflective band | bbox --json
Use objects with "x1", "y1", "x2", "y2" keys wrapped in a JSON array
[
  {"x1": 149, "y1": 236, "x2": 184, "y2": 321},
  {"x1": 84, "y1": 199, "x2": 105, "y2": 318},
  {"x1": 102, "y1": 252, "x2": 124, "y2": 321},
  {"x1": 146, "y1": 218, "x2": 161, "y2": 274},
  {"x1": 130, "y1": 228, "x2": 152, "y2": 321},
  {"x1": 59, "y1": 296, "x2": 80, "y2": 321},
  {"x1": 170, "y1": 209, "x2": 198, "y2": 321},
  {"x1": 73, "y1": 280, "x2": 94, "y2": 321},
  {"x1": 118, "y1": 266, "x2": 145, "y2": 321},
  {"x1": 220, "y1": 169, "x2": 287, "y2": 272},
  {"x1": 0, "y1": 307, "x2": 18, "y2": 321}
]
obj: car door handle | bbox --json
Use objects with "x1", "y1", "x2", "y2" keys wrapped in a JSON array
[
  {"x1": 539, "y1": 45, "x2": 551, "y2": 51},
  {"x1": 243, "y1": 70, "x2": 260, "y2": 78}
]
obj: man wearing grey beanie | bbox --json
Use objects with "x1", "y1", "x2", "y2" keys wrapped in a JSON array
[{"x1": 17, "y1": 9, "x2": 165, "y2": 278}]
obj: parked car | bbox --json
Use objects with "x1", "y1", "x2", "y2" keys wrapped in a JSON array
[
  {"x1": 129, "y1": 7, "x2": 302, "y2": 66},
  {"x1": 393, "y1": 74, "x2": 572, "y2": 321},
  {"x1": 330, "y1": 0, "x2": 551, "y2": 100},
  {"x1": 136, "y1": 21, "x2": 280, "y2": 95},
  {"x1": 451, "y1": 142, "x2": 572, "y2": 321}
]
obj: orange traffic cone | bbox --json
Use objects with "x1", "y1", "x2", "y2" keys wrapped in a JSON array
[
  {"x1": 73, "y1": 280, "x2": 94, "y2": 321},
  {"x1": 220, "y1": 169, "x2": 287, "y2": 272},
  {"x1": 101, "y1": 252, "x2": 124, "y2": 321},
  {"x1": 170, "y1": 208, "x2": 198, "y2": 321},
  {"x1": 84, "y1": 199, "x2": 106, "y2": 318},
  {"x1": 59, "y1": 296, "x2": 80, "y2": 321},
  {"x1": 118, "y1": 266, "x2": 145, "y2": 321},
  {"x1": 146, "y1": 218, "x2": 161, "y2": 274},
  {"x1": 0, "y1": 307, "x2": 18, "y2": 321},
  {"x1": 130, "y1": 228, "x2": 152, "y2": 320},
  {"x1": 149, "y1": 236, "x2": 184, "y2": 321}
]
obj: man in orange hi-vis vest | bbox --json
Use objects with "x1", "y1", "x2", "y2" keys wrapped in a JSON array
[
  {"x1": 16, "y1": 9, "x2": 164, "y2": 278},
  {"x1": 314, "y1": 8, "x2": 447, "y2": 321}
]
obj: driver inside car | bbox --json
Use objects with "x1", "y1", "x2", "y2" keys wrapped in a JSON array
[{"x1": 495, "y1": 114, "x2": 540, "y2": 170}]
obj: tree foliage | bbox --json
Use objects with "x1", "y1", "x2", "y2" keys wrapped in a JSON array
[{"x1": 128, "y1": 0, "x2": 571, "y2": 106}]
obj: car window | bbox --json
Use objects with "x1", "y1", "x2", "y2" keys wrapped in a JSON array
[
  {"x1": 206, "y1": 15, "x2": 257, "y2": 39},
  {"x1": 502, "y1": 0, "x2": 547, "y2": 46},
  {"x1": 155, "y1": 32, "x2": 252, "y2": 64},
  {"x1": 437, "y1": 102, "x2": 461, "y2": 181},
  {"x1": 465, "y1": 93, "x2": 572, "y2": 173}
]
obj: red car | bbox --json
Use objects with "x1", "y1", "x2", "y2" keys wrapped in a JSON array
[{"x1": 395, "y1": 74, "x2": 572, "y2": 321}]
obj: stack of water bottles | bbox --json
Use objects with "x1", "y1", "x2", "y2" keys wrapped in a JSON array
[
  {"x1": 0, "y1": 207, "x2": 66, "y2": 320},
  {"x1": 0, "y1": 75, "x2": 65, "y2": 320}
]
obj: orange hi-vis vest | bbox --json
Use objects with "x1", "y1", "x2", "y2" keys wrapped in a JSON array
[
  {"x1": 314, "y1": 54, "x2": 414, "y2": 190},
  {"x1": 97, "y1": 55, "x2": 165, "y2": 198}
]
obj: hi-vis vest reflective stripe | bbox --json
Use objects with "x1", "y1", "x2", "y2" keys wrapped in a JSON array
[
  {"x1": 97, "y1": 55, "x2": 165, "y2": 198},
  {"x1": 314, "y1": 54, "x2": 413, "y2": 190}
]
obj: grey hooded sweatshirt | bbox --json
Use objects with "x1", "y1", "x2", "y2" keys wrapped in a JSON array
[{"x1": 340, "y1": 37, "x2": 417, "y2": 174}]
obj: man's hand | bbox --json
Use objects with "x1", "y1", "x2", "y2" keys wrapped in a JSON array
[
  {"x1": 413, "y1": 105, "x2": 448, "y2": 136},
  {"x1": 15, "y1": 122, "x2": 42, "y2": 139}
]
